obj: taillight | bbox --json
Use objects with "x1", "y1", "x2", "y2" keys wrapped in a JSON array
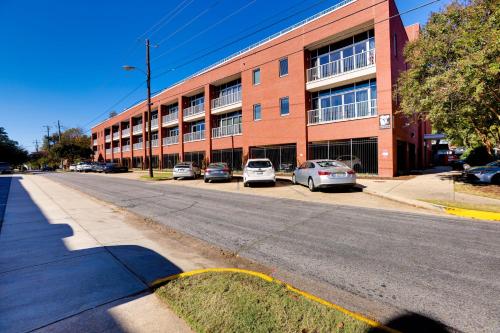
[
  {"x1": 347, "y1": 170, "x2": 356, "y2": 175},
  {"x1": 222, "y1": 168, "x2": 229, "y2": 172},
  {"x1": 318, "y1": 170, "x2": 331, "y2": 176}
]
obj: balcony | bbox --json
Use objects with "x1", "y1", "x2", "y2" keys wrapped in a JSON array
[
  {"x1": 162, "y1": 112, "x2": 179, "y2": 127},
  {"x1": 183, "y1": 130, "x2": 205, "y2": 142},
  {"x1": 105, "y1": 148, "x2": 111, "y2": 154},
  {"x1": 122, "y1": 145, "x2": 131, "y2": 152},
  {"x1": 306, "y1": 49, "x2": 376, "y2": 92},
  {"x1": 307, "y1": 99, "x2": 377, "y2": 125},
  {"x1": 162, "y1": 136, "x2": 179, "y2": 146},
  {"x1": 113, "y1": 147, "x2": 120, "y2": 153},
  {"x1": 122, "y1": 128, "x2": 130, "y2": 138},
  {"x1": 93, "y1": 139, "x2": 98, "y2": 146},
  {"x1": 133, "y1": 142, "x2": 143, "y2": 150},
  {"x1": 132, "y1": 124, "x2": 143, "y2": 135},
  {"x1": 146, "y1": 139, "x2": 159, "y2": 148},
  {"x1": 146, "y1": 118, "x2": 158, "y2": 131},
  {"x1": 211, "y1": 89, "x2": 242, "y2": 115},
  {"x1": 212, "y1": 124, "x2": 242, "y2": 138},
  {"x1": 183, "y1": 104, "x2": 205, "y2": 121},
  {"x1": 105, "y1": 135, "x2": 111, "y2": 143},
  {"x1": 112, "y1": 132, "x2": 119, "y2": 140}
]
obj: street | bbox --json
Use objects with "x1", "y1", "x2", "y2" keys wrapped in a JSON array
[{"x1": 45, "y1": 172, "x2": 500, "y2": 333}]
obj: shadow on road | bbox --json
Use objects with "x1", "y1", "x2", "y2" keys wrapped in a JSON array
[
  {"x1": 368, "y1": 313, "x2": 450, "y2": 333},
  {"x1": 0, "y1": 176, "x2": 182, "y2": 333}
]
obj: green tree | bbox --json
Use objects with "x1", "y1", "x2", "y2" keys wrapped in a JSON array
[
  {"x1": 0, "y1": 127, "x2": 28, "y2": 166},
  {"x1": 396, "y1": 0, "x2": 500, "y2": 153}
]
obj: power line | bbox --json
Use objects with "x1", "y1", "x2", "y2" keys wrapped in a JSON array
[
  {"x1": 155, "y1": 0, "x2": 224, "y2": 46},
  {"x1": 152, "y1": 0, "x2": 258, "y2": 59}
]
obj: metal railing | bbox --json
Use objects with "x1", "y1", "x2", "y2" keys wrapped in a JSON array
[
  {"x1": 212, "y1": 123, "x2": 242, "y2": 138},
  {"x1": 163, "y1": 136, "x2": 179, "y2": 146},
  {"x1": 112, "y1": 132, "x2": 119, "y2": 140},
  {"x1": 149, "y1": 118, "x2": 158, "y2": 129},
  {"x1": 147, "y1": 139, "x2": 159, "y2": 148},
  {"x1": 162, "y1": 112, "x2": 178, "y2": 124},
  {"x1": 105, "y1": 148, "x2": 111, "y2": 154},
  {"x1": 93, "y1": 139, "x2": 98, "y2": 146},
  {"x1": 105, "y1": 135, "x2": 111, "y2": 142},
  {"x1": 308, "y1": 99, "x2": 377, "y2": 124},
  {"x1": 307, "y1": 49, "x2": 376, "y2": 82},
  {"x1": 132, "y1": 124, "x2": 143, "y2": 134},
  {"x1": 211, "y1": 89, "x2": 242, "y2": 109},
  {"x1": 113, "y1": 147, "x2": 120, "y2": 153},
  {"x1": 122, "y1": 145, "x2": 131, "y2": 152},
  {"x1": 183, "y1": 104, "x2": 204, "y2": 118},
  {"x1": 133, "y1": 142, "x2": 143, "y2": 150},
  {"x1": 122, "y1": 128, "x2": 130, "y2": 136},
  {"x1": 183, "y1": 130, "x2": 205, "y2": 142}
]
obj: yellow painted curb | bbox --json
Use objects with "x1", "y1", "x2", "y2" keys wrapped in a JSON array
[
  {"x1": 444, "y1": 207, "x2": 500, "y2": 221},
  {"x1": 151, "y1": 268, "x2": 401, "y2": 333}
]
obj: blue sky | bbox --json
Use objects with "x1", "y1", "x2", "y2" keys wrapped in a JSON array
[{"x1": 0, "y1": 0, "x2": 451, "y2": 151}]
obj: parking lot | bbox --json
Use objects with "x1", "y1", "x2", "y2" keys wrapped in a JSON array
[{"x1": 87, "y1": 171, "x2": 434, "y2": 214}]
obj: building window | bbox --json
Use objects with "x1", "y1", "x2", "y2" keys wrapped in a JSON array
[
  {"x1": 280, "y1": 97, "x2": 289, "y2": 116},
  {"x1": 252, "y1": 68, "x2": 261, "y2": 85},
  {"x1": 279, "y1": 58, "x2": 288, "y2": 77},
  {"x1": 253, "y1": 104, "x2": 261, "y2": 121}
]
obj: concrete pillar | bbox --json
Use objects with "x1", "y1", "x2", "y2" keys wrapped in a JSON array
[{"x1": 204, "y1": 84, "x2": 213, "y2": 165}]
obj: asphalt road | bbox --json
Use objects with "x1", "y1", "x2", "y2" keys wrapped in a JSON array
[{"x1": 45, "y1": 173, "x2": 500, "y2": 333}]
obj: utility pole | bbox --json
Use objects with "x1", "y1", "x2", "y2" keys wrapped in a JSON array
[
  {"x1": 146, "y1": 38, "x2": 153, "y2": 178},
  {"x1": 33, "y1": 139, "x2": 39, "y2": 152},
  {"x1": 43, "y1": 125, "x2": 51, "y2": 150},
  {"x1": 57, "y1": 120, "x2": 62, "y2": 143}
]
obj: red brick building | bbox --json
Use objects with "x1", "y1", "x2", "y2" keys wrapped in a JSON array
[{"x1": 91, "y1": 0, "x2": 431, "y2": 177}]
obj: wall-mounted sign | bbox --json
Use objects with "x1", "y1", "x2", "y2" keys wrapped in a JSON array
[{"x1": 379, "y1": 114, "x2": 391, "y2": 129}]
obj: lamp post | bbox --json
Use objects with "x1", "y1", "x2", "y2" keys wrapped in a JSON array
[{"x1": 123, "y1": 39, "x2": 153, "y2": 178}]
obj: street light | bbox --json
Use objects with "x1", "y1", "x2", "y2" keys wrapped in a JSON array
[{"x1": 123, "y1": 39, "x2": 153, "y2": 178}]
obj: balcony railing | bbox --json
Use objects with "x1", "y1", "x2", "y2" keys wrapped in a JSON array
[
  {"x1": 105, "y1": 135, "x2": 111, "y2": 142},
  {"x1": 306, "y1": 49, "x2": 376, "y2": 82},
  {"x1": 183, "y1": 104, "x2": 204, "y2": 118},
  {"x1": 146, "y1": 139, "x2": 159, "y2": 148},
  {"x1": 162, "y1": 112, "x2": 178, "y2": 124},
  {"x1": 122, "y1": 128, "x2": 130, "y2": 137},
  {"x1": 113, "y1": 147, "x2": 120, "y2": 153},
  {"x1": 212, "y1": 124, "x2": 242, "y2": 138},
  {"x1": 147, "y1": 118, "x2": 158, "y2": 130},
  {"x1": 93, "y1": 139, "x2": 98, "y2": 146},
  {"x1": 183, "y1": 130, "x2": 205, "y2": 142},
  {"x1": 162, "y1": 136, "x2": 179, "y2": 146},
  {"x1": 132, "y1": 124, "x2": 143, "y2": 134},
  {"x1": 112, "y1": 132, "x2": 119, "y2": 140},
  {"x1": 122, "y1": 145, "x2": 131, "y2": 152},
  {"x1": 133, "y1": 142, "x2": 143, "y2": 150},
  {"x1": 105, "y1": 148, "x2": 111, "y2": 154},
  {"x1": 211, "y1": 89, "x2": 242, "y2": 109},
  {"x1": 307, "y1": 99, "x2": 377, "y2": 124}
]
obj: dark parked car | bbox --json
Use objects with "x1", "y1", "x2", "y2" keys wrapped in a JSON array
[
  {"x1": 204, "y1": 162, "x2": 232, "y2": 183},
  {"x1": 0, "y1": 162, "x2": 12, "y2": 174},
  {"x1": 103, "y1": 163, "x2": 128, "y2": 173},
  {"x1": 91, "y1": 163, "x2": 106, "y2": 173}
]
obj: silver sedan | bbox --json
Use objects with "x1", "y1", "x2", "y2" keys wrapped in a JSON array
[{"x1": 292, "y1": 160, "x2": 356, "y2": 191}]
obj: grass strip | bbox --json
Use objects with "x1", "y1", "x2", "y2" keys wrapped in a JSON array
[
  {"x1": 454, "y1": 183, "x2": 500, "y2": 200},
  {"x1": 139, "y1": 171, "x2": 172, "y2": 181},
  {"x1": 156, "y1": 272, "x2": 371, "y2": 333},
  {"x1": 420, "y1": 199, "x2": 500, "y2": 213}
]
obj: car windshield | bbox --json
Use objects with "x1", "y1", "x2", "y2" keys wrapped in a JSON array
[
  {"x1": 486, "y1": 161, "x2": 500, "y2": 167},
  {"x1": 175, "y1": 163, "x2": 190, "y2": 168},
  {"x1": 208, "y1": 163, "x2": 227, "y2": 169},
  {"x1": 247, "y1": 161, "x2": 272, "y2": 168},
  {"x1": 317, "y1": 161, "x2": 346, "y2": 168}
]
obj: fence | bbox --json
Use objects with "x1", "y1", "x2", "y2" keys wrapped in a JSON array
[
  {"x1": 211, "y1": 148, "x2": 243, "y2": 170},
  {"x1": 307, "y1": 137, "x2": 378, "y2": 174},
  {"x1": 132, "y1": 157, "x2": 143, "y2": 169},
  {"x1": 145, "y1": 155, "x2": 160, "y2": 169},
  {"x1": 249, "y1": 144, "x2": 297, "y2": 172},
  {"x1": 162, "y1": 153, "x2": 180, "y2": 169}
]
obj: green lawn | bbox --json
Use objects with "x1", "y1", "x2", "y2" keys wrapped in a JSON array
[
  {"x1": 139, "y1": 171, "x2": 172, "y2": 181},
  {"x1": 156, "y1": 272, "x2": 372, "y2": 333}
]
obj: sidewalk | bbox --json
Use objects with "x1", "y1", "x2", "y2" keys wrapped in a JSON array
[
  {"x1": 0, "y1": 175, "x2": 246, "y2": 332},
  {"x1": 358, "y1": 169, "x2": 500, "y2": 212}
]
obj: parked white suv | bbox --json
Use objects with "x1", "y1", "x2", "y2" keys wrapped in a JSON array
[{"x1": 243, "y1": 158, "x2": 276, "y2": 187}]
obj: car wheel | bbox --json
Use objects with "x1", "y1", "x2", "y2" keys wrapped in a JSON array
[
  {"x1": 173, "y1": 177, "x2": 177, "y2": 180},
  {"x1": 308, "y1": 177, "x2": 317, "y2": 192},
  {"x1": 491, "y1": 174, "x2": 500, "y2": 185},
  {"x1": 244, "y1": 182, "x2": 249, "y2": 187},
  {"x1": 292, "y1": 174, "x2": 297, "y2": 185},
  {"x1": 204, "y1": 178, "x2": 208, "y2": 183}
]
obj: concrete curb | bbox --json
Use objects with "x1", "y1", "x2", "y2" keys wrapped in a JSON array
[
  {"x1": 151, "y1": 268, "x2": 401, "y2": 333},
  {"x1": 361, "y1": 189, "x2": 443, "y2": 212}
]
